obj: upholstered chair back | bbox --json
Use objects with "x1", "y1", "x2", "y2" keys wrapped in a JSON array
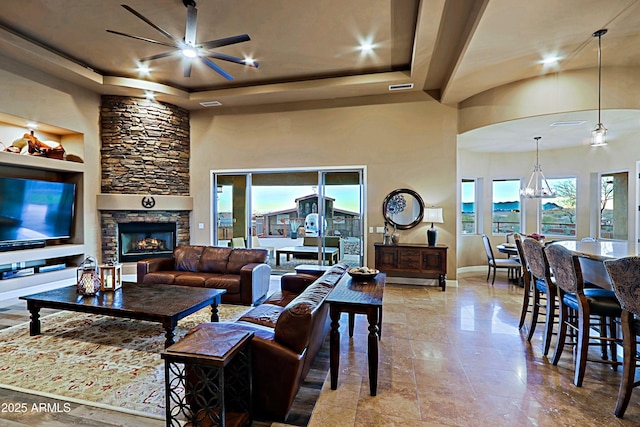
[
  {"x1": 545, "y1": 244, "x2": 581, "y2": 294},
  {"x1": 604, "y1": 257, "x2": 640, "y2": 316}
]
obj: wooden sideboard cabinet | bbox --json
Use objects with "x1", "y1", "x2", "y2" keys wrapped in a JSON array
[{"x1": 374, "y1": 243, "x2": 448, "y2": 291}]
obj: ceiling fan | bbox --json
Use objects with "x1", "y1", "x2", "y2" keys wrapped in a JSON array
[{"x1": 106, "y1": 0, "x2": 258, "y2": 80}]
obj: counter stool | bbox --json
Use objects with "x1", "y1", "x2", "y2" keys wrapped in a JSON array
[
  {"x1": 522, "y1": 238, "x2": 557, "y2": 356},
  {"x1": 604, "y1": 257, "x2": 640, "y2": 418},
  {"x1": 545, "y1": 244, "x2": 621, "y2": 387}
]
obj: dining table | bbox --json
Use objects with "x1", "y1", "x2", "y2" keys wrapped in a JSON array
[{"x1": 550, "y1": 240, "x2": 639, "y2": 289}]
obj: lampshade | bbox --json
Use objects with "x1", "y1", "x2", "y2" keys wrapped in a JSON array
[{"x1": 423, "y1": 207, "x2": 443, "y2": 224}]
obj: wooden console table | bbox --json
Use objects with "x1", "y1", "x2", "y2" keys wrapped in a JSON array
[
  {"x1": 326, "y1": 273, "x2": 385, "y2": 396},
  {"x1": 374, "y1": 243, "x2": 448, "y2": 291}
]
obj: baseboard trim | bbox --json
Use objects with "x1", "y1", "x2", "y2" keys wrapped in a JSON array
[{"x1": 385, "y1": 276, "x2": 458, "y2": 288}]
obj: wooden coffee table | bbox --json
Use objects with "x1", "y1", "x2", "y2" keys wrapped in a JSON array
[{"x1": 20, "y1": 282, "x2": 226, "y2": 348}]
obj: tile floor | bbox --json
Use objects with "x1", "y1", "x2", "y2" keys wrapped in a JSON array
[
  {"x1": 1, "y1": 271, "x2": 639, "y2": 426},
  {"x1": 308, "y1": 271, "x2": 640, "y2": 426}
]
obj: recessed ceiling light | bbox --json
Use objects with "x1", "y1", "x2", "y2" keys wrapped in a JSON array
[
  {"x1": 550, "y1": 120, "x2": 587, "y2": 127},
  {"x1": 26, "y1": 122, "x2": 38, "y2": 129},
  {"x1": 200, "y1": 101, "x2": 222, "y2": 107},
  {"x1": 541, "y1": 55, "x2": 560, "y2": 65},
  {"x1": 137, "y1": 63, "x2": 151, "y2": 76}
]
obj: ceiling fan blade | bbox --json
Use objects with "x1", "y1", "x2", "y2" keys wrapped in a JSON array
[
  {"x1": 106, "y1": 30, "x2": 177, "y2": 48},
  {"x1": 121, "y1": 5, "x2": 181, "y2": 44},
  {"x1": 206, "y1": 52, "x2": 259, "y2": 68},
  {"x1": 199, "y1": 34, "x2": 251, "y2": 49},
  {"x1": 140, "y1": 51, "x2": 178, "y2": 62},
  {"x1": 184, "y1": 60, "x2": 192, "y2": 78},
  {"x1": 184, "y1": 4, "x2": 198, "y2": 46},
  {"x1": 200, "y1": 56, "x2": 234, "y2": 80}
]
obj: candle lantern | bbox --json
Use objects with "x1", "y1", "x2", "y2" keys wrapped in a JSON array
[{"x1": 99, "y1": 263, "x2": 122, "y2": 291}]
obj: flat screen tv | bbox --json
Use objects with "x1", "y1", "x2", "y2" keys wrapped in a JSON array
[{"x1": 0, "y1": 177, "x2": 76, "y2": 244}]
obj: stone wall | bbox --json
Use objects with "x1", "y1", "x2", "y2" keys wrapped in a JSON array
[
  {"x1": 99, "y1": 96, "x2": 191, "y2": 263},
  {"x1": 100, "y1": 95, "x2": 190, "y2": 195}
]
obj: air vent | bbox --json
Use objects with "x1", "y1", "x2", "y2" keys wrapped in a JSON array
[
  {"x1": 200, "y1": 101, "x2": 222, "y2": 107},
  {"x1": 388, "y1": 83, "x2": 414, "y2": 91},
  {"x1": 550, "y1": 120, "x2": 586, "y2": 127}
]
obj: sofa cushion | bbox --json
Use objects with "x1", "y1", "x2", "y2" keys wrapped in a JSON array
[
  {"x1": 204, "y1": 274, "x2": 241, "y2": 294},
  {"x1": 238, "y1": 304, "x2": 286, "y2": 328},
  {"x1": 227, "y1": 248, "x2": 268, "y2": 274},
  {"x1": 173, "y1": 272, "x2": 208, "y2": 287},
  {"x1": 198, "y1": 246, "x2": 233, "y2": 273},
  {"x1": 174, "y1": 245, "x2": 205, "y2": 271},
  {"x1": 142, "y1": 271, "x2": 180, "y2": 285}
]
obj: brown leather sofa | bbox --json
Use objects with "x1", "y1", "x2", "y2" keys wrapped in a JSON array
[
  {"x1": 136, "y1": 245, "x2": 271, "y2": 305},
  {"x1": 199, "y1": 263, "x2": 349, "y2": 421}
]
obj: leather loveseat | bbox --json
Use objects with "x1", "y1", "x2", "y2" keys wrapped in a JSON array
[
  {"x1": 136, "y1": 245, "x2": 271, "y2": 305},
  {"x1": 190, "y1": 263, "x2": 349, "y2": 421}
]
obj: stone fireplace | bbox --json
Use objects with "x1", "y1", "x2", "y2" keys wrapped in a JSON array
[{"x1": 98, "y1": 95, "x2": 192, "y2": 266}]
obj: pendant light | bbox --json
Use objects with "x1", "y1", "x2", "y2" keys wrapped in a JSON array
[
  {"x1": 520, "y1": 137, "x2": 556, "y2": 198},
  {"x1": 591, "y1": 29, "x2": 608, "y2": 147}
]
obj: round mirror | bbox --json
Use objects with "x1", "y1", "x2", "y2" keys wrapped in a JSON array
[{"x1": 382, "y1": 188, "x2": 425, "y2": 230}]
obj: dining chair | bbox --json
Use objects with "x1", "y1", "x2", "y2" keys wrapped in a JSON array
[
  {"x1": 481, "y1": 234, "x2": 522, "y2": 285},
  {"x1": 521, "y1": 237, "x2": 557, "y2": 355},
  {"x1": 545, "y1": 243, "x2": 622, "y2": 387},
  {"x1": 514, "y1": 234, "x2": 535, "y2": 330},
  {"x1": 603, "y1": 256, "x2": 640, "y2": 418}
]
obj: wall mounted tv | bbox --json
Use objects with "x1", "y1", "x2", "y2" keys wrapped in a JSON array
[{"x1": 0, "y1": 177, "x2": 76, "y2": 244}]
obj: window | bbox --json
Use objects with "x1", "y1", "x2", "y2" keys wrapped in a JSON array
[
  {"x1": 540, "y1": 178, "x2": 577, "y2": 237},
  {"x1": 600, "y1": 172, "x2": 628, "y2": 240},
  {"x1": 461, "y1": 179, "x2": 476, "y2": 234},
  {"x1": 492, "y1": 179, "x2": 521, "y2": 234}
]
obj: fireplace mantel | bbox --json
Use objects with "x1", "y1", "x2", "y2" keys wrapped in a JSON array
[{"x1": 97, "y1": 194, "x2": 193, "y2": 211}]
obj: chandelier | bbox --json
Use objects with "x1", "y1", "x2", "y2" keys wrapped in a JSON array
[
  {"x1": 591, "y1": 29, "x2": 608, "y2": 146},
  {"x1": 520, "y1": 137, "x2": 556, "y2": 198}
]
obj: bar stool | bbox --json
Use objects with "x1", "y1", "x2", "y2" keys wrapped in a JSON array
[
  {"x1": 604, "y1": 256, "x2": 640, "y2": 418},
  {"x1": 521, "y1": 237, "x2": 557, "y2": 356},
  {"x1": 514, "y1": 234, "x2": 533, "y2": 330},
  {"x1": 545, "y1": 244, "x2": 621, "y2": 387}
]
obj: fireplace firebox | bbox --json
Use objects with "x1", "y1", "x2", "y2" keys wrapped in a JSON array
[{"x1": 118, "y1": 222, "x2": 176, "y2": 263}]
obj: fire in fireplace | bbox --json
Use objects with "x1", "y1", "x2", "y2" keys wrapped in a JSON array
[{"x1": 118, "y1": 222, "x2": 176, "y2": 262}]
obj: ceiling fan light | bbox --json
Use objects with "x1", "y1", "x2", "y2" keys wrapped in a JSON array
[
  {"x1": 182, "y1": 47, "x2": 198, "y2": 58},
  {"x1": 591, "y1": 123, "x2": 607, "y2": 146}
]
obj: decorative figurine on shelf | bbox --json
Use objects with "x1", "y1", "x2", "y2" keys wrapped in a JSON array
[
  {"x1": 391, "y1": 223, "x2": 400, "y2": 245},
  {"x1": 383, "y1": 221, "x2": 399, "y2": 245},
  {"x1": 383, "y1": 221, "x2": 392, "y2": 245}
]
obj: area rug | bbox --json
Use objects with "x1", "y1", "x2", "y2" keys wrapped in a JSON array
[{"x1": 0, "y1": 305, "x2": 250, "y2": 420}]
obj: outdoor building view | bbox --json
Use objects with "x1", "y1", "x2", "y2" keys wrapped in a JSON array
[{"x1": 216, "y1": 182, "x2": 362, "y2": 272}]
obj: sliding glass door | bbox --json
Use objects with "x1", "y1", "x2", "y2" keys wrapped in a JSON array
[{"x1": 212, "y1": 168, "x2": 364, "y2": 272}]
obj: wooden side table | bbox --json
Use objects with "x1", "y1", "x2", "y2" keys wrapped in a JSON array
[{"x1": 161, "y1": 323, "x2": 254, "y2": 427}]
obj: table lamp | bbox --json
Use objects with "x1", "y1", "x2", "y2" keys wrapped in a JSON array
[{"x1": 424, "y1": 207, "x2": 444, "y2": 246}]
